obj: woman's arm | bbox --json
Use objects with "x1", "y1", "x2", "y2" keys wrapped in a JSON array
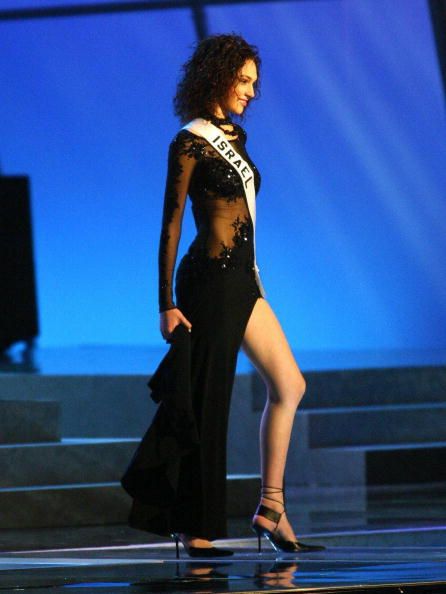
[{"x1": 158, "y1": 131, "x2": 198, "y2": 313}]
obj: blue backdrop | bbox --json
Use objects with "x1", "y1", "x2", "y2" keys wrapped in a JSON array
[{"x1": 1, "y1": 0, "x2": 445, "y2": 351}]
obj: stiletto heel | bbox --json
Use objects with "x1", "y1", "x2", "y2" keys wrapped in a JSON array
[
  {"x1": 251, "y1": 485, "x2": 325, "y2": 553},
  {"x1": 170, "y1": 532, "x2": 234, "y2": 558},
  {"x1": 171, "y1": 533, "x2": 180, "y2": 559},
  {"x1": 257, "y1": 532, "x2": 262, "y2": 553}
]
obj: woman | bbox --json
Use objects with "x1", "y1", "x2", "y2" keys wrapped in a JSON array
[{"x1": 121, "y1": 33, "x2": 324, "y2": 558}]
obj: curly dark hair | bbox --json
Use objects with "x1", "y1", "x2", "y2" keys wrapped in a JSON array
[{"x1": 173, "y1": 33, "x2": 261, "y2": 124}]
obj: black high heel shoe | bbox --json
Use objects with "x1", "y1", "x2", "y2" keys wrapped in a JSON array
[
  {"x1": 171, "y1": 533, "x2": 234, "y2": 559},
  {"x1": 251, "y1": 485, "x2": 325, "y2": 553}
]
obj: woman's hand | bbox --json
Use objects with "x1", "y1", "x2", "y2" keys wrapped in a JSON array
[{"x1": 160, "y1": 308, "x2": 192, "y2": 342}]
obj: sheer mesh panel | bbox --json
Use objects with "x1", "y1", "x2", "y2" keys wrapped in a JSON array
[{"x1": 158, "y1": 121, "x2": 261, "y2": 312}]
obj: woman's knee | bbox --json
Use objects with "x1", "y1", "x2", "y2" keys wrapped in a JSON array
[
  {"x1": 293, "y1": 373, "x2": 307, "y2": 405},
  {"x1": 266, "y1": 370, "x2": 306, "y2": 407},
  {"x1": 299, "y1": 374, "x2": 307, "y2": 398}
]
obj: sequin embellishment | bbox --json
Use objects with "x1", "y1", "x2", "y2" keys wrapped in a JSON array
[{"x1": 158, "y1": 120, "x2": 261, "y2": 312}]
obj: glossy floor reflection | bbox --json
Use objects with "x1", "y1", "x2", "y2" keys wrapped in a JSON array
[
  {"x1": 1, "y1": 482, "x2": 446, "y2": 592},
  {"x1": 1, "y1": 542, "x2": 446, "y2": 592}
]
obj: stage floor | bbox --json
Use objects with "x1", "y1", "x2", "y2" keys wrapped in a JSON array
[
  {"x1": 1, "y1": 541, "x2": 446, "y2": 593},
  {"x1": 1, "y1": 483, "x2": 446, "y2": 593},
  {"x1": 1, "y1": 344, "x2": 445, "y2": 592}
]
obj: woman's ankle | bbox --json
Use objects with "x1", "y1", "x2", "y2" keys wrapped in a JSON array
[{"x1": 260, "y1": 494, "x2": 284, "y2": 511}]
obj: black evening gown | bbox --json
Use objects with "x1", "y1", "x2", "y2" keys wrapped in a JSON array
[{"x1": 121, "y1": 112, "x2": 264, "y2": 540}]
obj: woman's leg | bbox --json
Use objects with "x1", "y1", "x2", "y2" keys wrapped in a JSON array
[{"x1": 241, "y1": 297, "x2": 306, "y2": 541}]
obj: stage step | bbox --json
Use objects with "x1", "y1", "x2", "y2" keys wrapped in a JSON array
[
  {"x1": 0, "y1": 400, "x2": 60, "y2": 444},
  {"x1": 3, "y1": 366, "x2": 445, "y2": 438},
  {"x1": 309, "y1": 441, "x2": 446, "y2": 486},
  {"x1": 0, "y1": 475, "x2": 260, "y2": 529},
  {"x1": 0, "y1": 374, "x2": 150, "y2": 438},
  {"x1": 303, "y1": 403, "x2": 446, "y2": 447},
  {"x1": 253, "y1": 365, "x2": 446, "y2": 410},
  {"x1": 2, "y1": 365, "x2": 445, "y2": 494},
  {"x1": 0, "y1": 438, "x2": 139, "y2": 487}
]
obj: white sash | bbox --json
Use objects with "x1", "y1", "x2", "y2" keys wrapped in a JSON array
[{"x1": 182, "y1": 117, "x2": 266, "y2": 298}]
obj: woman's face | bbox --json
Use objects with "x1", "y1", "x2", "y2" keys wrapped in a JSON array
[{"x1": 222, "y1": 59, "x2": 258, "y2": 115}]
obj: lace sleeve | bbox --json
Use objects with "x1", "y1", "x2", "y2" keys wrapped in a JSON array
[{"x1": 158, "y1": 131, "x2": 199, "y2": 313}]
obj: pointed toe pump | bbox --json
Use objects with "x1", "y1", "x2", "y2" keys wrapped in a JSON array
[
  {"x1": 171, "y1": 533, "x2": 234, "y2": 558},
  {"x1": 251, "y1": 486, "x2": 325, "y2": 554}
]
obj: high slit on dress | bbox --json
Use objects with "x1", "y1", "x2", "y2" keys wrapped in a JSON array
[{"x1": 121, "y1": 112, "x2": 264, "y2": 539}]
